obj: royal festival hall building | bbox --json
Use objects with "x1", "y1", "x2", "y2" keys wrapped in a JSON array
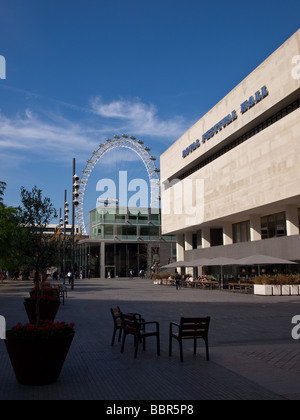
[{"x1": 161, "y1": 30, "x2": 300, "y2": 275}]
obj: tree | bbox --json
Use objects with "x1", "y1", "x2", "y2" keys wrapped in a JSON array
[
  {"x1": 16, "y1": 186, "x2": 59, "y2": 326},
  {"x1": 0, "y1": 181, "x2": 6, "y2": 204},
  {"x1": 17, "y1": 186, "x2": 58, "y2": 280},
  {"x1": 0, "y1": 182, "x2": 22, "y2": 272},
  {"x1": 19, "y1": 186, "x2": 57, "y2": 229}
]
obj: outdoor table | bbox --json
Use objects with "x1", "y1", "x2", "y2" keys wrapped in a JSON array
[
  {"x1": 193, "y1": 280, "x2": 202, "y2": 288},
  {"x1": 198, "y1": 281, "x2": 220, "y2": 290},
  {"x1": 185, "y1": 280, "x2": 195, "y2": 287},
  {"x1": 228, "y1": 282, "x2": 254, "y2": 293},
  {"x1": 167, "y1": 279, "x2": 175, "y2": 286}
]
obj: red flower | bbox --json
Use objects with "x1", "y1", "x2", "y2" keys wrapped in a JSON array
[{"x1": 7, "y1": 320, "x2": 75, "y2": 339}]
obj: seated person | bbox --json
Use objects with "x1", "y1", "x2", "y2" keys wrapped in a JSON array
[{"x1": 186, "y1": 276, "x2": 194, "y2": 286}]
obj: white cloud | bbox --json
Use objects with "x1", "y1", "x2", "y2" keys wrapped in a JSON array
[
  {"x1": 90, "y1": 97, "x2": 188, "y2": 137},
  {"x1": 0, "y1": 96, "x2": 190, "y2": 171},
  {"x1": 0, "y1": 110, "x2": 98, "y2": 161}
]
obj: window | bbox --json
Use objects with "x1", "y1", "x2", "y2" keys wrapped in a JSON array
[
  {"x1": 150, "y1": 212, "x2": 161, "y2": 225},
  {"x1": 115, "y1": 213, "x2": 126, "y2": 224},
  {"x1": 192, "y1": 234, "x2": 198, "y2": 250},
  {"x1": 233, "y1": 221, "x2": 250, "y2": 243},
  {"x1": 261, "y1": 212, "x2": 286, "y2": 239},
  {"x1": 105, "y1": 244, "x2": 115, "y2": 266},
  {"x1": 104, "y1": 224, "x2": 114, "y2": 239},
  {"x1": 128, "y1": 213, "x2": 138, "y2": 224},
  {"x1": 140, "y1": 226, "x2": 160, "y2": 239},
  {"x1": 117, "y1": 225, "x2": 137, "y2": 239},
  {"x1": 104, "y1": 212, "x2": 116, "y2": 224},
  {"x1": 138, "y1": 212, "x2": 149, "y2": 224},
  {"x1": 210, "y1": 228, "x2": 223, "y2": 247}
]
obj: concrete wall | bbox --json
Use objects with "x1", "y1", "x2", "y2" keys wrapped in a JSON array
[
  {"x1": 184, "y1": 235, "x2": 300, "y2": 262},
  {"x1": 161, "y1": 30, "x2": 300, "y2": 238}
]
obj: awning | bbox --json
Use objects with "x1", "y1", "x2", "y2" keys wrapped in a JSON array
[
  {"x1": 161, "y1": 261, "x2": 187, "y2": 268},
  {"x1": 162, "y1": 258, "x2": 214, "y2": 268},
  {"x1": 236, "y1": 255, "x2": 297, "y2": 265},
  {"x1": 203, "y1": 257, "x2": 239, "y2": 266},
  {"x1": 162, "y1": 255, "x2": 297, "y2": 270},
  {"x1": 187, "y1": 258, "x2": 216, "y2": 267}
]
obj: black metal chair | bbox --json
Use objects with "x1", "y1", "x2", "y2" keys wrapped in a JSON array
[
  {"x1": 121, "y1": 313, "x2": 160, "y2": 358},
  {"x1": 169, "y1": 317, "x2": 211, "y2": 362},
  {"x1": 110, "y1": 307, "x2": 143, "y2": 346},
  {"x1": 110, "y1": 306, "x2": 123, "y2": 346}
]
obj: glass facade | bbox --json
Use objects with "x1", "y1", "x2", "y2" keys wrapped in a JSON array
[
  {"x1": 261, "y1": 212, "x2": 287, "y2": 240},
  {"x1": 233, "y1": 221, "x2": 250, "y2": 244},
  {"x1": 91, "y1": 207, "x2": 170, "y2": 241},
  {"x1": 77, "y1": 207, "x2": 176, "y2": 278},
  {"x1": 186, "y1": 213, "x2": 288, "y2": 247}
]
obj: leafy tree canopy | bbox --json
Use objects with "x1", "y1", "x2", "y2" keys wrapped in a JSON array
[
  {"x1": 0, "y1": 181, "x2": 7, "y2": 205},
  {"x1": 18, "y1": 185, "x2": 57, "y2": 228},
  {"x1": 0, "y1": 182, "x2": 21, "y2": 270},
  {"x1": 0, "y1": 184, "x2": 59, "y2": 277}
]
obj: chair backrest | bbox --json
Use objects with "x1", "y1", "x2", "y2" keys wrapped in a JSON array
[
  {"x1": 121, "y1": 313, "x2": 140, "y2": 336},
  {"x1": 179, "y1": 317, "x2": 210, "y2": 338},
  {"x1": 111, "y1": 306, "x2": 122, "y2": 326},
  {"x1": 53, "y1": 284, "x2": 60, "y2": 297}
]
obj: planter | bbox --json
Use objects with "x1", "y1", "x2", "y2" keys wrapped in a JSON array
[
  {"x1": 254, "y1": 284, "x2": 300, "y2": 296},
  {"x1": 272, "y1": 285, "x2": 282, "y2": 296},
  {"x1": 24, "y1": 300, "x2": 61, "y2": 324},
  {"x1": 5, "y1": 332, "x2": 75, "y2": 385},
  {"x1": 254, "y1": 285, "x2": 273, "y2": 296},
  {"x1": 30, "y1": 290, "x2": 57, "y2": 299},
  {"x1": 281, "y1": 285, "x2": 291, "y2": 296},
  {"x1": 290, "y1": 285, "x2": 299, "y2": 296}
]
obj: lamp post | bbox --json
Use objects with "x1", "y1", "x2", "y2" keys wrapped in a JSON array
[
  {"x1": 63, "y1": 190, "x2": 69, "y2": 285},
  {"x1": 71, "y1": 158, "x2": 80, "y2": 290},
  {"x1": 58, "y1": 208, "x2": 63, "y2": 279}
]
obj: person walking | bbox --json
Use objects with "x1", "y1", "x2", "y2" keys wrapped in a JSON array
[
  {"x1": 67, "y1": 271, "x2": 72, "y2": 285},
  {"x1": 175, "y1": 271, "x2": 182, "y2": 291}
]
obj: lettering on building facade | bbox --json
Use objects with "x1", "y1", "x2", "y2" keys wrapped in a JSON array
[{"x1": 182, "y1": 86, "x2": 269, "y2": 159}]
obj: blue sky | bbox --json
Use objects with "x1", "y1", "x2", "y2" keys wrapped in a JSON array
[{"x1": 0, "y1": 0, "x2": 300, "y2": 231}]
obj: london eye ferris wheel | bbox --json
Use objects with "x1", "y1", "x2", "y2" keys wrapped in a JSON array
[{"x1": 76, "y1": 134, "x2": 161, "y2": 236}]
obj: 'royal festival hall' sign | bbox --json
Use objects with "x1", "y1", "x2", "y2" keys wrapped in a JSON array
[{"x1": 182, "y1": 86, "x2": 268, "y2": 159}]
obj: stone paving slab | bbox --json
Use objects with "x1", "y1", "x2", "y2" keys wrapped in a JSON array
[
  {"x1": 0, "y1": 278, "x2": 299, "y2": 400},
  {"x1": 212, "y1": 344, "x2": 300, "y2": 400}
]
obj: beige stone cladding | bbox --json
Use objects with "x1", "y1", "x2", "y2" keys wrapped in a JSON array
[{"x1": 161, "y1": 29, "x2": 300, "y2": 235}]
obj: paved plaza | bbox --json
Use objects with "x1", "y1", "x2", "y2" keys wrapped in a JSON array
[{"x1": 1, "y1": 278, "x2": 300, "y2": 400}]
